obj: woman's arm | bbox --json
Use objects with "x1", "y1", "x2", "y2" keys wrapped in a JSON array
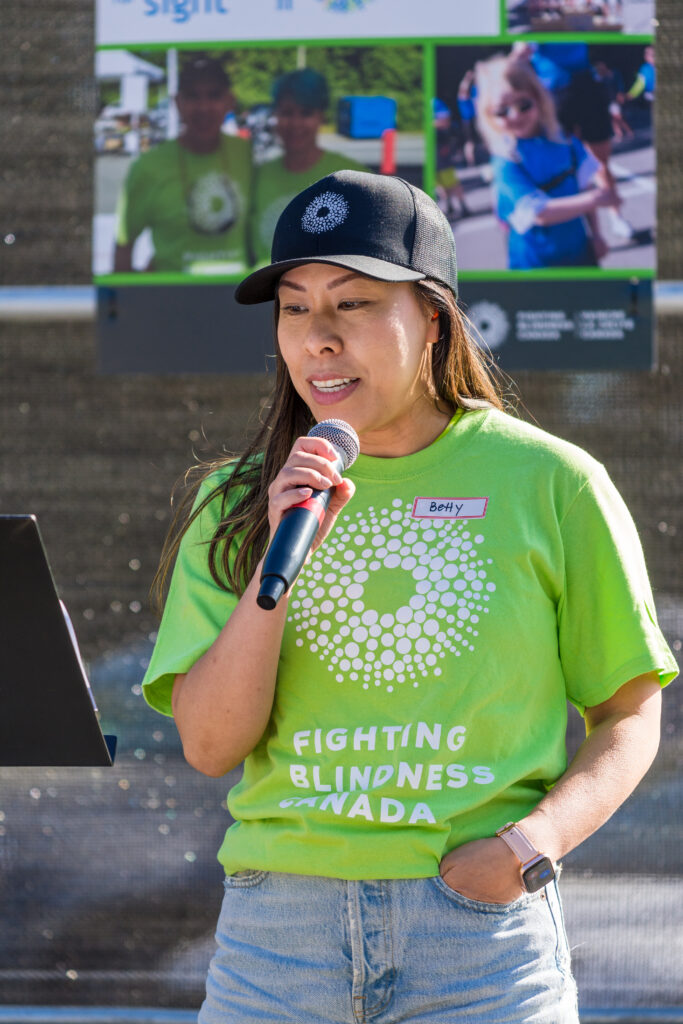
[
  {"x1": 171, "y1": 434, "x2": 355, "y2": 778},
  {"x1": 439, "y1": 672, "x2": 662, "y2": 902},
  {"x1": 520, "y1": 672, "x2": 661, "y2": 861},
  {"x1": 171, "y1": 557, "x2": 291, "y2": 777}
]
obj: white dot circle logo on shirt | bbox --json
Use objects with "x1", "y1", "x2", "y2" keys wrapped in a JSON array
[
  {"x1": 301, "y1": 191, "x2": 349, "y2": 233},
  {"x1": 187, "y1": 173, "x2": 238, "y2": 234},
  {"x1": 287, "y1": 499, "x2": 497, "y2": 694}
]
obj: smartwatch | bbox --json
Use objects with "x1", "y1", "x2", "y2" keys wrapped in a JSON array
[{"x1": 495, "y1": 822, "x2": 555, "y2": 893}]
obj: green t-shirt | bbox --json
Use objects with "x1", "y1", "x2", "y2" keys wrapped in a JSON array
[
  {"x1": 116, "y1": 136, "x2": 252, "y2": 274},
  {"x1": 252, "y1": 150, "x2": 368, "y2": 265},
  {"x1": 142, "y1": 409, "x2": 677, "y2": 879}
]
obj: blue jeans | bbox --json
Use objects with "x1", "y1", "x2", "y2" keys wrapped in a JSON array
[{"x1": 199, "y1": 871, "x2": 579, "y2": 1023}]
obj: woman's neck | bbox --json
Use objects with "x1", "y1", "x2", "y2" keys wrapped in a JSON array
[{"x1": 358, "y1": 405, "x2": 453, "y2": 459}]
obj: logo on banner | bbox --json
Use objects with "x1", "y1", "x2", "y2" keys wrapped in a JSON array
[
  {"x1": 142, "y1": 0, "x2": 230, "y2": 24},
  {"x1": 468, "y1": 301, "x2": 510, "y2": 351},
  {"x1": 316, "y1": 0, "x2": 374, "y2": 10}
]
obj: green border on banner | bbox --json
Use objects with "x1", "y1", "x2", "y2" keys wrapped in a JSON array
[
  {"x1": 95, "y1": 273, "x2": 243, "y2": 286},
  {"x1": 95, "y1": 34, "x2": 653, "y2": 52},
  {"x1": 459, "y1": 269, "x2": 655, "y2": 282},
  {"x1": 499, "y1": 32, "x2": 654, "y2": 43},
  {"x1": 94, "y1": 269, "x2": 655, "y2": 287},
  {"x1": 96, "y1": 36, "x2": 502, "y2": 52},
  {"x1": 422, "y1": 42, "x2": 435, "y2": 195}
]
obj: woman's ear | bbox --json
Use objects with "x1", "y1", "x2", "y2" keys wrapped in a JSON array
[{"x1": 427, "y1": 309, "x2": 441, "y2": 346}]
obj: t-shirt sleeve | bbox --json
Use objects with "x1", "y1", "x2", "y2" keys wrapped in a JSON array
[
  {"x1": 141, "y1": 477, "x2": 240, "y2": 716},
  {"x1": 495, "y1": 159, "x2": 549, "y2": 235},
  {"x1": 115, "y1": 157, "x2": 149, "y2": 247},
  {"x1": 558, "y1": 465, "x2": 678, "y2": 713}
]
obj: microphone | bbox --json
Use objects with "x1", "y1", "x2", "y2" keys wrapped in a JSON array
[{"x1": 257, "y1": 419, "x2": 360, "y2": 610}]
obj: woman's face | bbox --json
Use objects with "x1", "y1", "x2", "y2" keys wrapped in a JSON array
[
  {"x1": 488, "y1": 86, "x2": 540, "y2": 139},
  {"x1": 276, "y1": 97, "x2": 325, "y2": 157},
  {"x1": 277, "y1": 263, "x2": 446, "y2": 457}
]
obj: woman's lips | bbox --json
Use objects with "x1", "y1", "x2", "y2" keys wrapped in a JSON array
[{"x1": 309, "y1": 377, "x2": 360, "y2": 405}]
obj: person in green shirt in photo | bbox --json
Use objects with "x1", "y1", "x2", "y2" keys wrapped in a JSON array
[
  {"x1": 113, "y1": 57, "x2": 252, "y2": 275},
  {"x1": 252, "y1": 68, "x2": 368, "y2": 266}
]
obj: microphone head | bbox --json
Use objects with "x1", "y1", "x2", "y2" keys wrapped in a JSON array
[{"x1": 308, "y1": 419, "x2": 360, "y2": 471}]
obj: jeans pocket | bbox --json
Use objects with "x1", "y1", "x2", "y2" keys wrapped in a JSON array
[
  {"x1": 544, "y1": 877, "x2": 573, "y2": 976},
  {"x1": 223, "y1": 868, "x2": 269, "y2": 889},
  {"x1": 431, "y1": 873, "x2": 541, "y2": 914}
]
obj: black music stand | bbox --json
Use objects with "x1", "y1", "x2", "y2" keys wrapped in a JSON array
[{"x1": 0, "y1": 515, "x2": 116, "y2": 766}]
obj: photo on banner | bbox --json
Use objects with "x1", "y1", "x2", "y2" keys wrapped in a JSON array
[
  {"x1": 93, "y1": 45, "x2": 424, "y2": 279},
  {"x1": 505, "y1": 0, "x2": 655, "y2": 35},
  {"x1": 434, "y1": 42, "x2": 655, "y2": 272}
]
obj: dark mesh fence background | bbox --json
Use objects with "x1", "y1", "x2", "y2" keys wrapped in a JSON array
[{"x1": 0, "y1": 0, "x2": 681, "y2": 1012}]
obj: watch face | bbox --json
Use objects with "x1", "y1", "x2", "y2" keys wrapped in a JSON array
[{"x1": 522, "y1": 856, "x2": 555, "y2": 893}]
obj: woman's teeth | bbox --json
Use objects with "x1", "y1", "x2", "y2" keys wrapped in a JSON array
[{"x1": 312, "y1": 378, "x2": 357, "y2": 392}]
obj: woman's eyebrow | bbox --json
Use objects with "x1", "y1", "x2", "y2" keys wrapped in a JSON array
[
  {"x1": 327, "y1": 272, "x2": 364, "y2": 289},
  {"x1": 279, "y1": 271, "x2": 365, "y2": 293}
]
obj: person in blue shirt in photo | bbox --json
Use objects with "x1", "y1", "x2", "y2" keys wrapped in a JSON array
[
  {"x1": 511, "y1": 41, "x2": 634, "y2": 241},
  {"x1": 457, "y1": 69, "x2": 479, "y2": 167},
  {"x1": 626, "y1": 45, "x2": 656, "y2": 103},
  {"x1": 476, "y1": 55, "x2": 616, "y2": 270}
]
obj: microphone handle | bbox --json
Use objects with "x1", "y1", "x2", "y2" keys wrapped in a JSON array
[{"x1": 257, "y1": 487, "x2": 334, "y2": 611}]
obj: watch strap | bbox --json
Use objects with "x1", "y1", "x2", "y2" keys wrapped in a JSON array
[{"x1": 495, "y1": 822, "x2": 541, "y2": 866}]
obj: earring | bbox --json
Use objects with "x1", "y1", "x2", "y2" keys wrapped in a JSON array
[{"x1": 431, "y1": 311, "x2": 439, "y2": 321}]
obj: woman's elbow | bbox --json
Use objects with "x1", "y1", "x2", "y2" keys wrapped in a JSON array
[{"x1": 181, "y1": 738, "x2": 241, "y2": 778}]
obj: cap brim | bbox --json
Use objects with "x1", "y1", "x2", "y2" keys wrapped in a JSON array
[{"x1": 234, "y1": 254, "x2": 425, "y2": 305}]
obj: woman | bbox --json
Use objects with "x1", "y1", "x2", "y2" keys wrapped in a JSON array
[
  {"x1": 251, "y1": 68, "x2": 367, "y2": 266},
  {"x1": 476, "y1": 55, "x2": 615, "y2": 268},
  {"x1": 143, "y1": 170, "x2": 676, "y2": 1022}
]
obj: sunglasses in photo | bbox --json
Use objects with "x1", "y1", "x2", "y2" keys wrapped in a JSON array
[{"x1": 493, "y1": 98, "x2": 536, "y2": 119}]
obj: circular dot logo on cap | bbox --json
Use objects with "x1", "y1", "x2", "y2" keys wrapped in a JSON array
[{"x1": 301, "y1": 191, "x2": 349, "y2": 234}]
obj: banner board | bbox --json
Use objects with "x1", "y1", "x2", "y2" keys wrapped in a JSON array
[{"x1": 94, "y1": 0, "x2": 656, "y2": 371}]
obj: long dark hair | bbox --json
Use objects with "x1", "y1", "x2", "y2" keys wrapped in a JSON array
[{"x1": 150, "y1": 279, "x2": 507, "y2": 611}]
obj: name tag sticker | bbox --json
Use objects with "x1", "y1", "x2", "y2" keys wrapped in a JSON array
[{"x1": 411, "y1": 497, "x2": 489, "y2": 520}]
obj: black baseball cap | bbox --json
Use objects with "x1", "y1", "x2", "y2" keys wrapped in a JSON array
[
  {"x1": 235, "y1": 170, "x2": 458, "y2": 304},
  {"x1": 179, "y1": 57, "x2": 230, "y2": 94}
]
